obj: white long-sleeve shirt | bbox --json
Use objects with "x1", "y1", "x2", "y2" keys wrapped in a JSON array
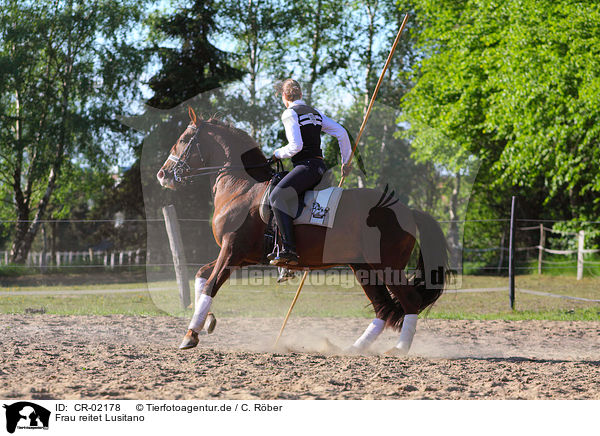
[{"x1": 273, "y1": 100, "x2": 352, "y2": 164}]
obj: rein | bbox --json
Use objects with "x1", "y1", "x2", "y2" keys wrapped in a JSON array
[{"x1": 169, "y1": 122, "x2": 273, "y2": 184}]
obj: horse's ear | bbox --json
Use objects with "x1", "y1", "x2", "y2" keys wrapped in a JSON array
[{"x1": 188, "y1": 106, "x2": 198, "y2": 125}]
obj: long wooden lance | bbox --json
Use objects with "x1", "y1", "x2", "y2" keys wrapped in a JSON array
[{"x1": 274, "y1": 13, "x2": 410, "y2": 348}]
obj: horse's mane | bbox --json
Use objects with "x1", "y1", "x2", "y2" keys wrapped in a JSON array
[
  {"x1": 205, "y1": 116, "x2": 262, "y2": 150},
  {"x1": 204, "y1": 115, "x2": 271, "y2": 183}
]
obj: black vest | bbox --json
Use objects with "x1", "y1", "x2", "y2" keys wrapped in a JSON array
[{"x1": 290, "y1": 104, "x2": 323, "y2": 164}]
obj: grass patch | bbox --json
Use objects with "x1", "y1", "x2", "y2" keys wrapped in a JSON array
[{"x1": 0, "y1": 271, "x2": 598, "y2": 321}]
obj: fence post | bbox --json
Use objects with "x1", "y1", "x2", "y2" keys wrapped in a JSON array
[
  {"x1": 538, "y1": 223, "x2": 544, "y2": 275},
  {"x1": 162, "y1": 205, "x2": 191, "y2": 309},
  {"x1": 508, "y1": 196, "x2": 517, "y2": 310},
  {"x1": 577, "y1": 230, "x2": 585, "y2": 280}
]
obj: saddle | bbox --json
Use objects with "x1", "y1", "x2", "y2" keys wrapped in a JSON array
[
  {"x1": 260, "y1": 171, "x2": 344, "y2": 262},
  {"x1": 259, "y1": 172, "x2": 343, "y2": 226},
  {"x1": 259, "y1": 171, "x2": 290, "y2": 224}
]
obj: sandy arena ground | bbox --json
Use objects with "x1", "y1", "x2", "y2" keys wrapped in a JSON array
[{"x1": 0, "y1": 314, "x2": 598, "y2": 399}]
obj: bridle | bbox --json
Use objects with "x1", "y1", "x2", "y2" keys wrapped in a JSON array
[
  {"x1": 166, "y1": 122, "x2": 275, "y2": 185},
  {"x1": 167, "y1": 123, "x2": 207, "y2": 183}
]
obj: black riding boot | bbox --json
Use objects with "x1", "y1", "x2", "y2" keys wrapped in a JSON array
[{"x1": 270, "y1": 208, "x2": 299, "y2": 266}]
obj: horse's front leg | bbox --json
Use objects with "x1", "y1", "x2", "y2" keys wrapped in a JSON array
[
  {"x1": 179, "y1": 238, "x2": 240, "y2": 350},
  {"x1": 193, "y1": 260, "x2": 216, "y2": 306}
]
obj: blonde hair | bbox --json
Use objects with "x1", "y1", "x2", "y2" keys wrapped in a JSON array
[{"x1": 275, "y1": 79, "x2": 302, "y2": 101}]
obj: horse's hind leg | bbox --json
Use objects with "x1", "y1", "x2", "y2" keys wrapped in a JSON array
[
  {"x1": 349, "y1": 265, "x2": 394, "y2": 352},
  {"x1": 385, "y1": 283, "x2": 422, "y2": 355}
]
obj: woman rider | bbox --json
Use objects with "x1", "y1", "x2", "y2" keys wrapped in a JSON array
[{"x1": 269, "y1": 79, "x2": 353, "y2": 266}]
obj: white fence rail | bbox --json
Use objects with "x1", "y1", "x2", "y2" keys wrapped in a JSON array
[
  {"x1": 521, "y1": 225, "x2": 600, "y2": 280},
  {"x1": 466, "y1": 225, "x2": 600, "y2": 279},
  {"x1": 0, "y1": 249, "x2": 145, "y2": 268}
]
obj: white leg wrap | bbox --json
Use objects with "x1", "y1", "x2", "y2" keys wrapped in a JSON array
[
  {"x1": 188, "y1": 293, "x2": 212, "y2": 333},
  {"x1": 353, "y1": 318, "x2": 385, "y2": 350},
  {"x1": 395, "y1": 314, "x2": 418, "y2": 353},
  {"x1": 194, "y1": 277, "x2": 207, "y2": 305}
]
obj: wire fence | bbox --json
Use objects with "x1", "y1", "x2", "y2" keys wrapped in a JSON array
[
  {"x1": 463, "y1": 223, "x2": 600, "y2": 278},
  {"x1": 1, "y1": 217, "x2": 599, "y2": 278}
]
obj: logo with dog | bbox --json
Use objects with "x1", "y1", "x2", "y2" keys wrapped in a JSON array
[{"x1": 3, "y1": 402, "x2": 50, "y2": 433}]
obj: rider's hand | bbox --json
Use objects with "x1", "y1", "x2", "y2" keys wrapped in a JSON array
[
  {"x1": 341, "y1": 163, "x2": 352, "y2": 177},
  {"x1": 267, "y1": 155, "x2": 280, "y2": 165}
]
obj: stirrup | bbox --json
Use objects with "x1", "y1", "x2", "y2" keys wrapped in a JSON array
[
  {"x1": 267, "y1": 249, "x2": 278, "y2": 261},
  {"x1": 270, "y1": 250, "x2": 299, "y2": 266}
]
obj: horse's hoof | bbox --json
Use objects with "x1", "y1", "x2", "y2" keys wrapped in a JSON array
[
  {"x1": 179, "y1": 330, "x2": 199, "y2": 350},
  {"x1": 384, "y1": 346, "x2": 408, "y2": 356},
  {"x1": 205, "y1": 312, "x2": 216, "y2": 334}
]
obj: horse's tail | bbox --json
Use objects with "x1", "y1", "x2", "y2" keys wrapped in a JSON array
[
  {"x1": 412, "y1": 209, "x2": 450, "y2": 313},
  {"x1": 368, "y1": 208, "x2": 450, "y2": 331}
]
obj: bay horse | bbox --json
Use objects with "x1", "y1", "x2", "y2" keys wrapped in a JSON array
[{"x1": 156, "y1": 108, "x2": 449, "y2": 355}]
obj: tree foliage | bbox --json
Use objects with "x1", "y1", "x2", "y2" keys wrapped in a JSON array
[
  {"x1": 146, "y1": 0, "x2": 244, "y2": 110},
  {"x1": 0, "y1": 0, "x2": 148, "y2": 262},
  {"x1": 404, "y1": 0, "x2": 600, "y2": 224}
]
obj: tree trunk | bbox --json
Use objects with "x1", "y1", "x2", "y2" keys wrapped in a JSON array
[
  {"x1": 248, "y1": 0, "x2": 259, "y2": 140},
  {"x1": 11, "y1": 166, "x2": 62, "y2": 264},
  {"x1": 363, "y1": 0, "x2": 377, "y2": 116},
  {"x1": 10, "y1": 15, "x2": 72, "y2": 264},
  {"x1": 41, "y1": 224, "x2": 47, "y2": 271},
  {"x1": 378, "y1": 121, "x2": 388, "y2": 185},
  {"x1": 9, "y1": 87, "x2": 30, "y2": 263},
  {"x1": 305, "y1": 0, "x2": 322, "y2": 105}
]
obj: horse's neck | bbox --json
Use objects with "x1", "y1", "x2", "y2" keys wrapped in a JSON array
[
  {"x1": 213, "y1": 173, "x2": 266, "y2": 214},
  {"x1": 208, "y1": 127, "x2": 270, "y2": 218}
]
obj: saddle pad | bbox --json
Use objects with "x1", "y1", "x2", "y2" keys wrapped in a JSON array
[{"x1": 294, "y1": 187, "x2": 343, "y2": 228}]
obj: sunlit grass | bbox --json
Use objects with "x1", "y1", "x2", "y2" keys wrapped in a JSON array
[{"x1": 0, "y1": 271, "x2": 598, "y2": 321}]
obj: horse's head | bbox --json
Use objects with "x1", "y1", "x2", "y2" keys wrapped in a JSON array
[
  {"x1": 156, "y1": 107, "x2": 209, "y2": 190},
  {"x1": 366, "y1": 185, "x2": 399, "y2": 228}
]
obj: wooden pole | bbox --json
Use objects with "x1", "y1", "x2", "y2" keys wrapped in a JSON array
[
  {"x1": 273, "y1": 270, "x2": 308, "y2": 347},
  {"x1": 338, "y1": 13, "x2": 410, "y2": 188},
  {"x1": 274, "y1": 14, "x2": 411, "y2": 346},
  {"x1": 577, "y1": 230, "x2": 585, "y2": 280},
  {"x1": 508, "y1": 196, "x2": 517, "y2": 310},
  {"x1": 538, "y1": 223, "x2": 544, "y2": 275},
  {"x1": 162, "y1": 205, "x2": 192, "y2": 309}
]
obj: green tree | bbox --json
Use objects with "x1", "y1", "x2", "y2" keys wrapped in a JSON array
[
  {"x1": 404, "y1": 0, "x2": 600, "y2": 250},
  {"x1": 280, "y1": 0, "x2": 351, "y2": 105},
  {"x1": 216, "y1": 0, "x2": 288, "y2": 148},
  {"x1": 146, "y1": 0, "x2": 244, "y2": 110},
  {"x1": 137, "y1": 0, "x2": 247, "y2": 266},
  {"x1": 0, "y1": 0, "x2": 148, "y2": 263}
]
